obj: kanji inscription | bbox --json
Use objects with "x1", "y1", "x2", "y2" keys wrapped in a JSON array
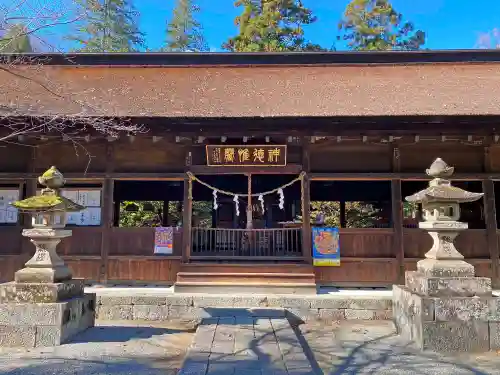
[{"x1": 206, "y1": 145, "x2": 287, "y2": 166}]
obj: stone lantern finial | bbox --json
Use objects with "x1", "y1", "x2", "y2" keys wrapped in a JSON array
[{"x1": 425, "y1": 157, "x2": 454, "y2": 178}]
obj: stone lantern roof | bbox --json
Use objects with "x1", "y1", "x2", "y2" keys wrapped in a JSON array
[
  {"x1": 405, "y1": 158, "x2": 484, "y2": 204},
  {"x1": 10, "y1": 166, "x2": 84, "y2": 213}
]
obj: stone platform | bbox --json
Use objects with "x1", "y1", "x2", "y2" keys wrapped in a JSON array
[
  {"x1": 0, "y1": 279, "x2": 96, "y2": 347},
  {"x1": 91, "y1": 287, "x2": 393, "y2": 323},
  {"x1": 180, "y1": 317, "x2": 313, "y2": 375},
  {"x1": 393, "y1": 271, "x2": 500, "y2": 352}
]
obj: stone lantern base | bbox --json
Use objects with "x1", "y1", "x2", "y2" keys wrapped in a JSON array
[
  {"x1": 0, "y1": 229, "x2": 95, "y2": 348},
  {"x1": 393, "y1": 264, "x2": 500, "y2": 352}
]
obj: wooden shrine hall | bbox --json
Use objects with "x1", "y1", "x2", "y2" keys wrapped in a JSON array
[{"x1": 1, "y1": 50, "x2": 500, "y2": 291}]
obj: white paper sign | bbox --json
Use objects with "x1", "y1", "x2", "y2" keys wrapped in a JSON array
[
  {"x1": 5, "y1": 208, "x2": 18, "y2": 223},
  {"x1": 77, "y1": 209, "x2": 90, "y2": 226},
  {"x1": 61, "y1": 190, "x2": 78, "y2": 202},
  {"x1": 87, "y1": 207, "x2": 101, "y2": 226},
  {"x1": 87, "y1": 191, "x2": 101, "y2": 207},
  {"x1": 0, "y1": 190, "x2": 19, "y2": 223},
  {"x1": 67, "y1": 212, "x2": 79, "y2": 225},
  {"x1": 77, "y1": 191, "x2": 89, "y2": 207}
]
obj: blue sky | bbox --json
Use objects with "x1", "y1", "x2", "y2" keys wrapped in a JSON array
[{"x1": 137, "y1": 0, "x2": 500, "y2": 51}]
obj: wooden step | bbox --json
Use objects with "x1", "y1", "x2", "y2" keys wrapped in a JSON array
[
  {"x1": 176, "y1": 271, "x2": 315, "y2": 284},
  {"x1": 180, "y1": 263, "x2": 313, "y2": 274}
]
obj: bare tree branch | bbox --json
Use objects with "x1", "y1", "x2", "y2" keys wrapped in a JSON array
[{"x1": 0, "y1": 1, "x2": 148, "y2": 172}]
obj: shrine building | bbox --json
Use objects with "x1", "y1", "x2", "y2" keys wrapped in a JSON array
[{"x1": 1, "y1": 50, "x2": 500, "y2": 292}]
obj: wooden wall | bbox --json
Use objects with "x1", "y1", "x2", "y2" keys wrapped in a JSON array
[{"x1": 1, "y1": 135, "x2": 499, "y2": 287}]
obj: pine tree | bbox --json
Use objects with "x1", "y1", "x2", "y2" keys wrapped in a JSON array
[
  {"x1": 223, "y1": 0, "x2": 325, "y2": 52},
  {"x1": 0, "y1": 24, "x2": 33, "y2": 53},
  {"x1": 70, "y1": 0, "x2": 145, "y2": 52},
  {"x1": 164, "y1": 0, "x2": 207, "y2": 52},
  {"x1": 339, "y1": 0, "x2": 425, "y2": 51}
]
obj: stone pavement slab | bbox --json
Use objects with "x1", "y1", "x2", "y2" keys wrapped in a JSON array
[
  {"x1": 179, "y1": 316, "x2": 313, "y2": 375},
  {"x1": 299, "y1": 320, "x2": 500, "y2": 375},
  {"x1": 0, "y1": 320, "x2": 195, "y2": 375}
]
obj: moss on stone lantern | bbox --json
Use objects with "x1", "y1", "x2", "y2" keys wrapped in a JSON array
[{"x1": 11, "y1": 166, "x2": 84, "y2": 229}]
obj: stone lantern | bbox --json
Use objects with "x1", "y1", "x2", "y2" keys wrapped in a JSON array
[
  {"x1": 406, "y1": 158, "x2": 483, "y2": 279},
  {"x1": 393, "y1": 158, "x2": 500, "y2": 352},
  {"x1": 0, "y1": 166, "x2": 96, "y2": 348}
]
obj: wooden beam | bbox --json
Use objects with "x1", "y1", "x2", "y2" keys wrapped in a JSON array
[
  {"x1": 392, "y1": 146, "x2": 401, "y2": 173},
  {"x1": 0, "y1": 172, "x2": 185, "y2": 180},
  {"x1": 1, "y1": 170, "x2": 499, "y2": 181},
  {"x1": 482, "y1": 179, "x2": 500, "y2": 288},
  {"x1": 311, "y1": 172, "x2": 500, "y2": 181},
  {"x1": 301, "y1": 137, "x2": 312, "y2": 264},
  {"x1": 190, "y1": 164, "x2": 302, "y2": 175},
  {"x1": 391, "y1": 179, "x2": 405, "y2": 284}
]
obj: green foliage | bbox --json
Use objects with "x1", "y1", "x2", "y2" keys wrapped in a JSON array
[
  {"x1": 223, "y1": 0, "x2": 325, "y2": 52},
  {"x1": 119, "y1": 200, "x2": 213, "y2": 228},
  {"x1": 339, "y1": 0, "x2": 425, "y2": 51},
  {"x1": 0, "y1": 24, "x2": 33, "y2": 53},
  {"x1": 119, "y1": 201, "x2": 163, "y2": 227},
  {"x1": 344, "y1": 201, "x2": 382, "y2": 228},
  {"x1": 164, "y1": 0, "x2": 207, "y2": 52},
  {"x1": 305, "y1": 201, "x2": 382, "y2": 228},
  {"x1": 310, "y1": 201, "x2": 340, "y2": 227},
  {"x1": 69, "y1": 0, "x2": 145, "y2": 52}
]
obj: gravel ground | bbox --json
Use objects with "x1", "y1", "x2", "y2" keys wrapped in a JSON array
[
  {"x1": 298, "y1": 320, "x2": 500, "y2": 375},
  {"x1": 0, "y1": 320, "x2": 196, "y2": 375}
]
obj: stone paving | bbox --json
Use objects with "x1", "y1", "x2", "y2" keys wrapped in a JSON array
[
  {"x1": 181, "y1": 317, "x2": 500, "y2": 375},
  {"x1": 0, "y1": 320, "x2": 196, "y2": 375},
  {"x1": 179, "y1": 317, "x2": 313, "y2": 375}
]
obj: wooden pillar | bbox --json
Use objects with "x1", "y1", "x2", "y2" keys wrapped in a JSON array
[
  {"x1": 482, "y1": 179, "x2": 500, "y2": 287},
  {"x1": 339, "y1": 201, "x2": 346, "y2": 228},
  {"x1": 22, "y1": 148, "x2": 38, "y2": 253},
  {"x1": 392, "y1": 179, "x2": 405, "y2": 284},
  {"x1": 100, "y1": 178, "x2": 114, "y2": 284},
  {"x1": 301, "y1": 137, "x2": 312, "y2": 264},
  {"x1": 100, "y1": 142, "x2": 114, "y2": 284},
  {"x1": 182, "y1": 149, "x2": 193, "y2": 263},
  {"x1": 483, "y1": 146, "x2": 499, "y2": 287}
]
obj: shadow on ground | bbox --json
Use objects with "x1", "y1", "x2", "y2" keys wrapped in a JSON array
[
  {"x1": 69, "y1": 325, "x2": 185, "y2": 343},
  {"x1": 296, "y1": 321, "x2": 498, "y2": 375},
  {"x1": 0, "y1": 357, "x2": 179, "y2": 375},
  {"x1": 0, "y1": 322, "x2": 195, "y2": 375}
]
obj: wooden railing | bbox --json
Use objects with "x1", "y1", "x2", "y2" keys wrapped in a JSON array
[{"x1": 191, "y1": 227, "x2": 303, "y2": 258}]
